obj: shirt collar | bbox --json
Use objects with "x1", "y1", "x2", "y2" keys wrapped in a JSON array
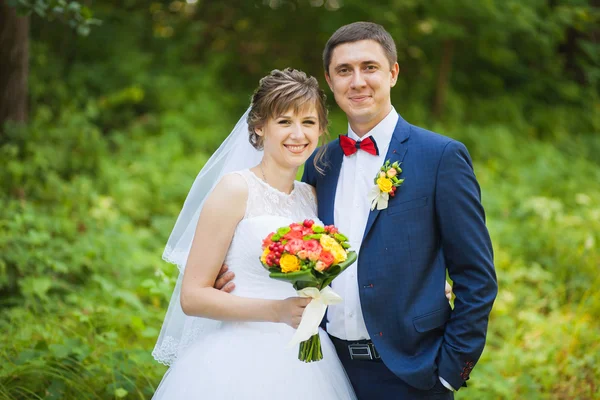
[{"x1": 347, "y1": 107, "x2": 398, "y2": 149}]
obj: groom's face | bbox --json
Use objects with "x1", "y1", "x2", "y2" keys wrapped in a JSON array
[{"x1": 325, "y1": 40, "x2": 399, "y2": 133}]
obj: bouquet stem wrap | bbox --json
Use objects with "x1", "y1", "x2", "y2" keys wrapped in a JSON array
[
  {"x1": 289, "y1": 287, "x2": 342, "y2": 346},
  {"x1": 289, "y1": 287, "x2": 342, "y2": 362}
]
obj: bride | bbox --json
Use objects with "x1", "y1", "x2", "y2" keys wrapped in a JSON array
[{"x1": 151, "y1": 68, "x2": 357, "y2": 399}]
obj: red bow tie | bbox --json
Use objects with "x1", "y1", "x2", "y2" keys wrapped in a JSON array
[{"x1": 339, "y1": 135, "x2": 379, "y2": 156}]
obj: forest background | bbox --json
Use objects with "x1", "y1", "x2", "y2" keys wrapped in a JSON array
[{"x1": 1, "y1": 0, "x2": 599, "y2": 399}]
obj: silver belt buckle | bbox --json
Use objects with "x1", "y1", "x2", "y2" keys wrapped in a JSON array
[
  {"x1": 370, "y1": 343, "x2": 381, "y2": 359},
  {"x1": 348, "y1": 343, "x2": 381, "y2": 360},
  {"x1": 349, "y1": 344, "x2": 373, "y2": 360}
]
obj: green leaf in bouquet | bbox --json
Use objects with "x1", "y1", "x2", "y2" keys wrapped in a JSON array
[
  {"x1": 277, "y1": 226, "x2": 291, "y2": 236},
  {"x1": 271, "y1": 234, "x2": 281, "y2": 242},
  {"x1": 320, "y1": 251, "x2": 357, "y2": 288},
  {"x1": 311, "y1": 225, "x2": 325, "y2": 233},
  {"x1": 333, "y1": 233, "x2": 348, "y2": 242},
  {"x1": 305, "y1": 234, "x2": 322, "y2": 240},
  {"x1": 269, "y1": 269, "x2": 319, "y2": 287},
  {"x1": 341, "y1": 242, "x2": 351, "y2": 249}
]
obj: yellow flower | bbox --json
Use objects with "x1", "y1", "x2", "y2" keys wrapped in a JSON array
[
  {"x1": 260, "y1": 248, "x2": 270, "y2": 264},
  {"x1": 330, "y1": 247, "x2": 347, "y2": 264},
  {"x1": 280, "y1": 254, "x2": 301, "y2": 273},
  {"x1": 320, "y1": 235, "x2": 347, "y2": 264},
  {"x1": 376, "y1": 176, "x2": 393, "y2": 193}
]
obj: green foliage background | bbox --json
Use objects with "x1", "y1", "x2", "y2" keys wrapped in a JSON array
[{"x1": 1, "y1": 0, "x2": 599, "y2": 399}]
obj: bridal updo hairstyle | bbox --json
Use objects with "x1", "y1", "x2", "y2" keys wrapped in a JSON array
[{"x1": 247, "y1": 68, "x2": 329, "y2": 172}]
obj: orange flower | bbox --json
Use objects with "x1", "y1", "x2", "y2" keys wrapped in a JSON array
[
  {"x1": 319, "y1": 251, "x2": 334, "y2": 268},
  {"x1": 262, "y1": 232, "x2": 275, "y2": 250}
]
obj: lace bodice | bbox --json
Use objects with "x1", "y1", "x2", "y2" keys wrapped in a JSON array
[
  {"x1": 224, "y1": 169, "x2": 320, "y2": 299},
  {"x1": 236, "y1": 169, "x2": 318, "y2": 220}
]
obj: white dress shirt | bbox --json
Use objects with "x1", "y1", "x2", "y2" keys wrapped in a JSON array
[{"x1": 327, "y1": 107, "x2": 398, "y2": 341}]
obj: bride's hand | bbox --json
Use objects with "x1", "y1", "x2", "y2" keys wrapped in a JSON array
[
  {"x1": 445, "y1": 281, "x2": 453, "y2": 301},
  {"x1": 275, "y1": 297, "x2": 312, "y2": 329}
]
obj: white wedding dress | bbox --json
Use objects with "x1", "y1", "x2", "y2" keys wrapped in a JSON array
[{"x1": 153, "y1": 169, "x2": 357, "y2": 400}]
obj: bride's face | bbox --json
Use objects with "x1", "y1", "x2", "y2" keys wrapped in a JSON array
[{"x1": 256, "y1": 104, "x2": 321, "y2": 169}]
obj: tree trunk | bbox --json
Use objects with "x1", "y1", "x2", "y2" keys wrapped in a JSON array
[
  {"x1": 432, "y1": 39, "x2": 455, "y2": 120},
  {"x1": 0, "y1": 1, "x2": 29, "y2": 134}
]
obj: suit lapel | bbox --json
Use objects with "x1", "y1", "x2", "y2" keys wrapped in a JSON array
[
  {"x1": 362, "y1": 116, "x2": 411, "y2": 242},
  {"x1": 319, "y1": 140, "x2": 344, "y2": 225}
]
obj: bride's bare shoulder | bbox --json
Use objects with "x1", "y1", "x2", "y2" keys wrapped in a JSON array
[
  {"x1": 218, "y1": 172, "x2": 249, "y2": 195},
  {"x1": 203, "y1": 173, "x2": 248, "y2": 217}
]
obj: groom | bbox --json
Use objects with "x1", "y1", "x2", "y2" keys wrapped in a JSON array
[
  {"x1": 304, "y1": 22, "x2": 497, "y2": 398},
  {"x1": 219, "y1": 22, "x2": 497, "y2": 399}
]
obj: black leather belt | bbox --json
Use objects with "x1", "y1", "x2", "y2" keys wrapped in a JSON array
[{"x1": 330, "y1": 336, "x2": 382, "y2": 361}]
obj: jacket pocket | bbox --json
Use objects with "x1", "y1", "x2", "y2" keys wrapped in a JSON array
[
  {"x1": 387, "y1": 196, "x2": 428, "y2": 216},
  {"x1": 413, "y1": 306, "x2": 451, "y2": 333}
]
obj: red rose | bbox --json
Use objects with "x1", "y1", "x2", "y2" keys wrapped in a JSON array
[
  {"x1": 301, "y1": 226, "x2": 314, "y2": 237},
  {"x1": 290, "y1": 223, "x2": 304, "y2": 232},
  {"x1": 283, "y1": 230, "x2": 304, "y2": 241},
  {"x1": 318, "y1": 251, "x2": 334, "y2": 267},
  {"x1": 303, "y1": 239, "x2": 321, "y2": 253},
  {"x1": 284, "y1": 239, "x2": 304, "y2": 255},
  {"x1": 325, "y1": 225, "x2": 338, "y2": 234}
]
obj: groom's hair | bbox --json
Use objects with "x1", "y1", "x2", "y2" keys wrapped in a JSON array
[{"x1": 323, "y1": 22, "x2": 397, "y2": 75}]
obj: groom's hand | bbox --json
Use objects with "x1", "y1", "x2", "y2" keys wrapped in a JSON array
[{"x1": 214, "y1": 264, "x2": 235, "y2": 293}]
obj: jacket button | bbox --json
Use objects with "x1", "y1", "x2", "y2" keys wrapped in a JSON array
[
  {"x1": 379, "y1": 332, "x2": 383, "y2": 336},
  {"x1": 370, "y1": 284, "x2": 374, "y2": 288}
]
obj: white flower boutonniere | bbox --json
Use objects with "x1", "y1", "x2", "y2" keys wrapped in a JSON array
[{"x1": 368, "y1": 160, "x2": 404, "y2": 211}]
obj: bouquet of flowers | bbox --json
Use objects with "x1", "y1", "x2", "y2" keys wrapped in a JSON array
[{"x1": 260, "y1": 219, "x2": 357, "y2": 362}]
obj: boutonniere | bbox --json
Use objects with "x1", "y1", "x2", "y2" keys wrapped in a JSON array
[{"x1": 368, "y1": 160, "x2": 404, "y2": 210}]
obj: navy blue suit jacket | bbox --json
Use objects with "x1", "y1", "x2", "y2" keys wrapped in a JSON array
[{"x1": 302, "y1": 115, "x2": 497, "y2": 391}]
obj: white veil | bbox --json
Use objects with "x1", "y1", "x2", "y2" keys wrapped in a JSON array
[{"x1": 152, "y1": 108, "x2": 263, "y2": 366}]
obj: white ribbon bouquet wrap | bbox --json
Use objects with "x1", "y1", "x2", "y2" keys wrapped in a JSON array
[
  {"x1": 260, "y1": 220, "x2": 357, "y2": 362},
  {"x1": 289, "y1": 287, "x2": 342, "y2": 347}
]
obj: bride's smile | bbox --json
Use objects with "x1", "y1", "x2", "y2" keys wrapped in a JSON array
[
  {"x1": 256, "y1": 105, "x2": 322, "y2": 170},
  {"x1": 283, "y1": 143, "x2": 309, "y2": 154}
]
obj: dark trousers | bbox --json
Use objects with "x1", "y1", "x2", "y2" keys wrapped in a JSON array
[{"x1": 330, "y1": 335, "x2": 453, "y2": 400}]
